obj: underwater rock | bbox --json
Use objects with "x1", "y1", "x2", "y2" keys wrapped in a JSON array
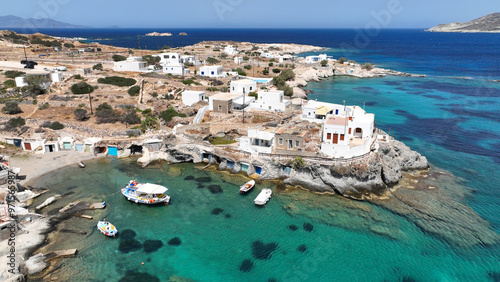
[
  {"x1": 143, "y1": 239, "x2": 164, "y2": 253},
  {"x1": 119, "y1": 239, "x2": 142, "y2": 253},
  {"x1": 268, "y1": 278, "x2": 277, "y2": 282},
  {"x1": 168, "y1": 237, "x2": 182, "y2": 246},
  {"x1": 239, "y1": 259, "x2": 254, "y2": 272},
  {"x1": 288, "y1": 225, "x2": 298, "y2": 231},
  {"x1": 119, "y1": 229, "x2": 137, "y2": 240},
  {"x1": 195, "y1": 176, "x2": 212, "y2": 183},
  {"x1": 225, "y1": 214, "x2": 232, "y2": 218},
  {"x1": 211, "y1": 208, "x2": 224, "y2": 215},
  {"x1": 303, "y1": 223, "x2": 314, "y2": 232},
  {"x1": 297, "y1": 244, "x2": 307, "y2": 253},
  {"x1": 401, "y1": 276, "x2": 418, "y2": 282},
  {"x1": 251, "y1": 240, "x2": 278, "y2": 260},
  {"x1": 184, "y1": 175, "x2": 195, "y2": 181},
  {"x1": 197, "y1": 183, "x2": 205, "y2": 189},
  {"x1": 120, "y1": 271, "x2": 160, "y2": 282},
  {"x1": 488, "y1": 272, "x2": 500, "y2": 282},
  {"x1": 208, "y1": 185, "x2": 223, "y2": 194}
]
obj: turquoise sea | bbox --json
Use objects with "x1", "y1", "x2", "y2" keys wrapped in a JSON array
[{"x1": 24, "y1": 29, "x2": 500, "y2": 281}]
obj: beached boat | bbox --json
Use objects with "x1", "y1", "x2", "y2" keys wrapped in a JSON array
[
  {"x1": 97, "y1": 220, "x2": 117, "y2": 237},
  {"x1": 239, "y1": 180, "x2": 255, "y2": 193},
  {"x1": 78, "y1": 161, "x2": 85, "y2": 168},
  {"x1": 254, "y1": 188, "x2": 272, "y2": 205},
  {"x1": 121, "y1": 180, "x2": 170, "y2": 205}
]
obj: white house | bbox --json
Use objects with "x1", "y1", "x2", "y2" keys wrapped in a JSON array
[
  {"x1": 113, "y1": 56, "x2": 148, "y2": 72},
  {"x1": 199, "y1": 65, "x2": 224, "y2": 78},
  {"x1": 239, "y1": 127, "x2": 275, "y2": 154},
  {"x1": 182, "y1": 90, "x2": 206, "y2": 106},
  {"x1": 301, "y1": 100, "x2": 345, "y2": 123},
  {"x1": 320, "y1": 105, "x2": 376, "y2": 158},
  {"x1": 278, "y1": 54, "x2": 297, "y2": 63},
  {"x1": 223, "y1": 45, "x2": 238, "y2": 56},
  {"x1": 251, "y1": 90, "x2": 289, "y2": 112},
  {"x1": 163, "y1": 64, "x2": 188, "y2": 75},
  {"x1": 153, "y1": 53, "x2": 181, "y2": 65},
  {"x1": 305, "y1": 54, "x2": 333, "y2": 64},
  {"x1": 15, "y1": 72, "x2": 51, "y2": 88},
  {"x1": 230, "y1": 79, "x2": 257, "y2": 94},
  {"x1": 234, "y1": 57, "x2": 243, "y2": 64},
  {"x1": 180, "y1": 55, "x2": 197, "y2": 65},
  {"x1": 50, "y1": 71, "x2": 64, "y2": 83}
]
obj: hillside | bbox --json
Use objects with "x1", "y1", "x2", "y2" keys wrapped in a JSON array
[
  {"x1": 0, "y1": 15, "x2": 89, "y2": 28},
  {"x1": 427, "y1": 13, "x2": 500, "y2": 33}
]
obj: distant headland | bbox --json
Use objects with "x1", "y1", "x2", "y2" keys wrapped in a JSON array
[{"x1": 426, "y1": 12, "x2": 500, "y2": 33}]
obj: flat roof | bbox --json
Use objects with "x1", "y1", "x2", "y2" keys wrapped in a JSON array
[
  {"x1": 325, "y1": 115, "x2": 347, "y2": 126},
  {"x1": 210, "y1": 93, "x2": 241, "y2": 101},
  {"x1": 231, "y1": 79, "x2": 255, "y2": 85}
]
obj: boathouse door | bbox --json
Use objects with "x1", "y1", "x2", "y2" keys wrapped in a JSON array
[
  {"x1": 24, "y1": 143, "x2": 31, "y2": 150},
  {"x1": 333, "y1": 134, "x2": 339, "y2": 144}
]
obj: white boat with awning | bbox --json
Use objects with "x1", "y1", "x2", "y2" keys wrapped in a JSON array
[{"x1": 121, "y1": 180, "x2": 170, "y2": 205}]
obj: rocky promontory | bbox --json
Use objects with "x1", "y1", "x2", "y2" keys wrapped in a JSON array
[{"x1": 427, "y1": 12, "x2": 500, "y2": 33}]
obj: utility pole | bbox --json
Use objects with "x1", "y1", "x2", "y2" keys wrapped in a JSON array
[
  {"x1": 242, "y1": 88, "x2": 245, "y2": 124},
  {"x1": 88, "y1": 93, "x2": 93, "y2": 114},
  {"x1": 343, "y1": 100, "x2": 347, "y2": 137}
]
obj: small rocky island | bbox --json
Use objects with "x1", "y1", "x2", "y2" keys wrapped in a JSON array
[{"x1": 427, "y1": 12, "x2": 500, "y2": 33}]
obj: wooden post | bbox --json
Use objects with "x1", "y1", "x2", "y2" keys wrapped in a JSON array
[{"x1": 88, "y1": 93, "x2": 93, "y2": 114}]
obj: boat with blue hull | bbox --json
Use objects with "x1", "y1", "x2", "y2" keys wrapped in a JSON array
[{"x1": 121, "y1": 180, "x2": 170, "y2": 205}]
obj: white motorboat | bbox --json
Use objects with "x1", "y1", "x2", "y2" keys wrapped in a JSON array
[
  {"x1": 254, "y1": 188, "x2": 272, "y2": 205},
  {"x1": 121, "y1": 180, "x2": 170, "y2": 205},
  {"x1": 239, "y1": 180, "x2": 255, "y2": 194}
]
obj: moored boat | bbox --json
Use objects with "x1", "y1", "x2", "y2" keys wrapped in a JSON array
[
  {"x1": 59, "y1": 201, "x2": 80, "y2": 213},
  {"x1": 254, "y1": 188, "x2": 272, "y2": 205},
  {"x1": 97, "y1": 220, "x2": 118, "y2": 237},
  {"x1": 239, "y1": 180, "x2": 255, "y2": 194},
  {"x1": 121, "y1": 180, "x2": 170, "y2": 205}
]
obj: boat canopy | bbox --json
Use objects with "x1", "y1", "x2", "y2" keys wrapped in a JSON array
[{"x1": 136, "y1": 183, "x2": 168, "y2": 194}]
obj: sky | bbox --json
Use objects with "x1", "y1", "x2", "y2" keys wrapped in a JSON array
[{"x1": 3, "y1": 0, "x2": 500, "y2": 28}]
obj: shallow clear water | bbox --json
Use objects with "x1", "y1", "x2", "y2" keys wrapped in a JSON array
[{"x1": 31, "y1": 156, "x2": 500, "y2": 282}]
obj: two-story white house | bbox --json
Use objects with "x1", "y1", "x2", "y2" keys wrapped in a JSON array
[
  {"x1": 223, "y1": 45, "x2": 238, "y2": 56},
  {"x1": 152, "y1": 53, "x2": 190, "y2": 75},
  {"x1": 301, "y1": 100, "x2": 345, "y2": 123},
  {"x1": 239, "y1": 127, "x2": 275, "y2": 154},
  {"x1": 320, "y1": 106, "x2": 375, "y2": 158},
  {"x1": 251, "y1": 90, "x2": 289, "y2": 112}
]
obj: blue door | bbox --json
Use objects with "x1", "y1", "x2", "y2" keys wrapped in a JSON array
[
  {"x1": 108, "y1": 146, "x2": 118, "y2": 156},
  {"x1": 13, "y1": 139, "x2": 22, "y2": 147},
  {"x1": 75, "y1": 144, "x2": 83, "y2": 151},
  {"x1": 255, "y1": 166, "x2": 262, "y2": 175}
]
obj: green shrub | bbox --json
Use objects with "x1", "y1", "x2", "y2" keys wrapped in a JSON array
[
  {"x1": 206, "y1": 57, "x2": 220, "y2": 64},
  {"x1": 4, "y1": 71, "x2": 25, "y2": 79},
  {"x1": 338, "y1": 57, "x2": 346, "y2": 64},
  {"x1": 262, "y1": 69, "x2": 269, "y2": 75},
  {"x1": 112, "y1": 55, "x2": 127, "y2": 62},
  {"x1": 74, "y1": 108, "x2": 88, "y2": 121},
  {"x1": 140, "y1": 115, "x2": 159, "y2": 132},
  {"x1": 2, "y1": 101, "x2": 22, "y2": 114},
  {"x1": 320, "y1": 60, "x2": 328, "y2": 67},
  {"x1": 121, "y1": 108, "x2": 141, "y2": 125},
  {"x1": 272, "y1": 68, "x2": 281, "y2": 73},
  {"x1": 70, "y1": 82, "x2": 94, "y2": 94},
  {"x1": 98, "y1": 76, "x2": 136, "y2": 87},
  {"x1": 7, "y1": 117, "x2": 25, "y2": 129},
  {"x1": 268, "y1": 62, "x2": 274, "y2": 67},
  {"x1": 64, "y1": 43, "x2": 75, "y2": 48},
  {"x1": 235, "y1": 68, "x2": 246, "y2": 76},
  {"x1": 243, "y1": 56, "x2": 249, "y2": 61},
  {"x1": 95, "y1": 103, "x2": 118, "y2": 123},
  {"x1": 47, "y1": 121, "x2": 64, "y2": 130},
  {"x1": 160, "y1": 106, "x2": 186, "y2": 122},
  {"x1": 92, "y1": 63, "x2": 103, "y2": 70},
  {"x1": 361, "y1": 63, "x2": 374, "y2": 71},
  {"x1": 38, "y1": 102, "x2": 49, "y2": 110},
  {"x1": 181, "y1": 79, "x2": 198, "y2": 85},
  {"x1": 74, "y1": 74, "x2": 83, "y2": 79},
  {"x1": 249, "y1": 92, "x2": 258, "y2": 100},
  {"x1": 141, "y1": 109, "x2": 152, "y2": 116},
  {"x1": 128, "y1": 85, "x2": 140, "y2": 96},
  {"x1": 244, "y1": 64, "x2": 252, "y2": 70},
  {"x1": 142, "y1": 55, "x2": 161, "y2": 66},
  {"x1": 206, "y1": 87, "x2": 218, "y2": 92},
  {"x1": 2, "y1": 79, "x2": 16, "y2": 88}
]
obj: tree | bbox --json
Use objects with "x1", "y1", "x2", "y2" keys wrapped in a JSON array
[
  {"x1": 243, "y1": 56, "x2": 249, "y2": 61},
  {"x1": 320, "y1": 60, "x2": 328, "y2": 67},
  {"x1": 338, "y1": 57, "x2": 346, "y2": 64},
  {"x1": 23, "y1": 75, "x2": 49, "y2": 97},
  {"x1": 142, "y1": 55, "x2": 161, "y2": 66},
  {"x1": 262, "y1": 69, "x2": 269, "y2": 75},
  {"x1": 128, "y1": 85, "x2": 141, "y2": 96},
  {"x1": 2, "y1": 101, "x2": 22, "y2": 114},
  {"x1": 47, "y1": 122, "x2": 64, "y2": 130},
  {"x1": 121, "y1": 108, "x2": 141, "y2": 125},
  {"x1": 272, "y1": 68, "x2": 281, "y2": 74},
  {"x1": 71, "y1": 81, "x2": 94, "y2": 94},
  {"x1": 98, "y1": 76, "x2": 136, "y2": 87},
  {"x1": 280, "y1": 69, "x2": 295, "y2": 80},
  {"x1": 112, "y1": 54, "x2": 127, "y2": 62},
  {"x1": 206, "y1": 57, "x2": 220, "y2": 64},
  {"x1": 6, "y1": 117, "x2": 25, "y2": 129},
  {"x1": 160, "y1": 106, "x2": 186, "y2": 122},
  {"x1": 235, "y1": 68, "x2": 246, "y2": 76},
  {"x1": 361, "y1": 63, "x2": 374, "y2": 71},
  {"x1": 95, "y1": 103, "x2": 117, "y2": 123},
  {"x1": 140, "y1": 115, "x2": 159, "y2": 132},
  {"x1": 3, "y1": 71, "x2": 25, "y2": 79},
  {"x1": 248, "y1": 92, "x2": 258, "y2": 100},
  {"x1": 74, "y1": 108, "x2": 88, "y2": 121},
  {"x1": 244, "y1": 64, "x2": 252, "y2": 70},
  {"x1": 92, "y1": 63, "x2": 103, "y2": 70}
]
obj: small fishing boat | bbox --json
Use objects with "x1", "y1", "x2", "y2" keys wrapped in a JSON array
[
  {"x1": 59, "y1": 201, "x2": 80, "y2": 213},
  {"x1": 254, "y1": 188, "x2": 272, "y2": 205},
  {"x1": 78, "y1": 161, "x2": 85, "y2": 168},
  {"x1": 239, "y1": 180, "x2": 255, "y2": 194},
  {"x1": 121, "y1": 180, "x2": 170, "y2": 205},
  {"x1": 97, "y1": 220, "x2": 118, "y2": 237}
]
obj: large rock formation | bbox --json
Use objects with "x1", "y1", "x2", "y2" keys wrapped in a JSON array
[{"x1": 427, "y1": 13, "x2": 500, "y2": 33}]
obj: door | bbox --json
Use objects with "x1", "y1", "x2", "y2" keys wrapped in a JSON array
[
  {"x1": 14, "y1": 139, "x2": 22, "y2": 147},
  {"x1": 108, "y1": 146, "x2": 118, "y2": 156},
  {"x1": 288, "y1": 140, "x2": 293, "y2": 150},
  {"x1": 24, "y1": 143, "x2": 31, "y2": 150},
  {"x1": 333, "y1": 134, "x2": 339, "y2": 144},
  {"x1": 64, "y1": 142, "x2": 71, "y2": 150},
  {"x1": 85, "y1": 144, "x2": 90, "y2": 152},
  {"x1": 75, "y1": 144, "x2": 83, "y2": 151}
]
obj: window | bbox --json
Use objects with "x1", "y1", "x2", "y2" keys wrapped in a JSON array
[
  {"x1": 250, "y1": 87, "x2": 253, "y2": 90},
  {"x1": 218, "y1": 105, "x2": 222, "y2": 111},
  {"x1": 268, "y1": 106, "x2": 271, "y2": 110},
  {"x1": 232, "y1": 87, "x2": 235, "y2": 91},
  {"x1": 308, "y1": 112, "x2": 311, "y2": 116},
  {"x1": 295, "y1": 140, "x2": 300, "y2": 147},
  {"x1": 327, "y1": 133, "x2": 332, "y2": 140},
  {"x1": 279, "y1": 138, "x2": 283, "y2": 145},
  {"x1": 201, "y1": 71, "x2": 205, "y2": 75},
  {"x1": 211, "y1": 71, "x2": 214, "y2": 75},
  {"x1": 340, "y1": 134, "x2": 345, "y2": 141},
  {"x1": 348, "y1": 128, "x2": 352, "y2": 134}
]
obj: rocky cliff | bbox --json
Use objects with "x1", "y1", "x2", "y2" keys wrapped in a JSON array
[{"x1": 427, "y1": 13, "x2": 500, "y2": 33}]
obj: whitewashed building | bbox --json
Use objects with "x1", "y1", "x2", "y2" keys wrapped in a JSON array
[
  {"x1": 180, "y1": 55, "x2": 197, "y2": 65},
  {"x1": 234, "y1": 57, "x2": 243, "y2": 64},
  {"x1": 199, "y1": 65, "x2": 224, "y2": 78},
  {"x1": 230, "y1": 79, "x2": 257, "y2": 94},
  {"x1": 152, "y1": 53, "x2": 190, "y2": 75},
  {"x1": 320, "y1": 105, "x2": 376, "y2": 158},
  {"x1": 153, "y1": 53, "x2": 181, "y2": 65},
  {"x1": 305, "y1": 54, "x2": 333, "y2": 64},
  {"x1": 15, "y1": 72, "x2": 51, "y2": 88},
  {"x1": 223, "y1": 45, "x2": 238, "y2": 55},
  {"x1": 113, "y1": 56, "x2": 148, "y2": 72},
  {"x1": 251, "y1": 90, "x2": 289, "y2": 112},
  {"x1": 301, "y1": 100, "x2": 345, "y2": 123},
  {"x1": 182, "y1": 90, "x2": 206, "y2": 106},
  {"x1": 239, "y1": 127, "x2": 275, "y2": 154}
]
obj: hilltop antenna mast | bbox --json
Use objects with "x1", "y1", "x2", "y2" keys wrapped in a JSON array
[{"x1": 23, "y1": 46, "x2": 28, "y2": 62}]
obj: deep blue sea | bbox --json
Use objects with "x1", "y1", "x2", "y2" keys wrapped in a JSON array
[{"x1": 22, "y1": 29, "x2": 500, "y2": 281}]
